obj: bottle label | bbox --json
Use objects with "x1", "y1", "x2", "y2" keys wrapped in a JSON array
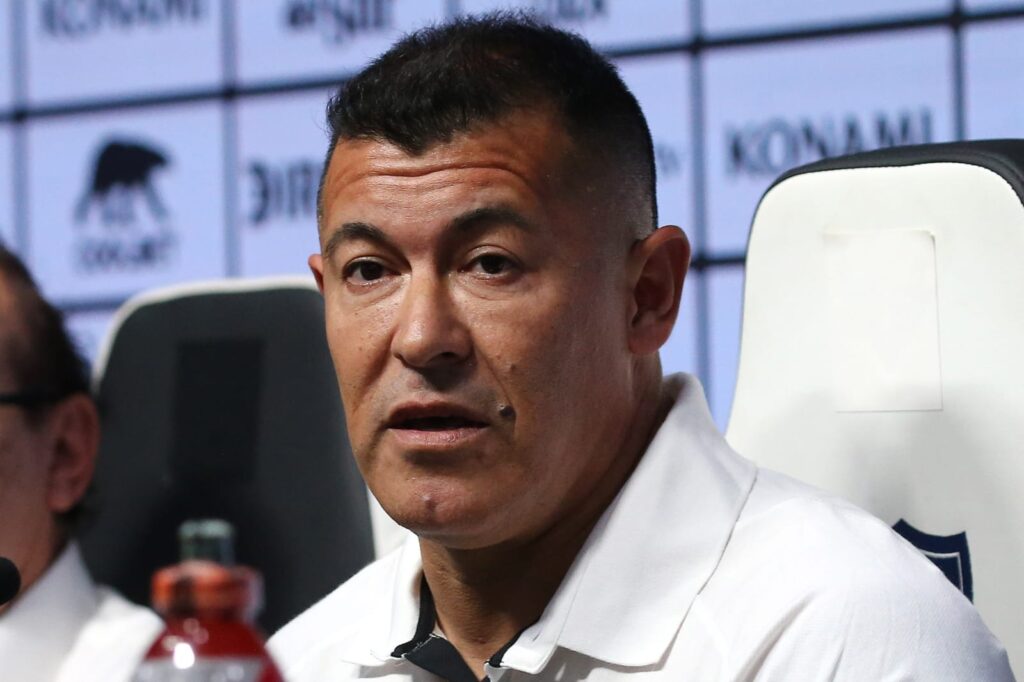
[{"x1": 132, "y1": 658, "x2": 264, "y2": 682}]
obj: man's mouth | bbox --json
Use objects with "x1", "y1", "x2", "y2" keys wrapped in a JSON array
[
  {"x1": 393, "y1": 415, "x2": 488, "y2": 431},
  {"x1": 385, "y1": 402, "x2": 492, "y2": 448}
]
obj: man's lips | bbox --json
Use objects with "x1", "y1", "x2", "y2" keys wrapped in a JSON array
[
  {"x1": 384, "y1": 401, "x2": 492, "y2": 448},
  {"x1": 386, "y1": 401, "x2": 491, "y2": 430}
]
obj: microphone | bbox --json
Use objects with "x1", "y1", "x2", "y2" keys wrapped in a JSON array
[{"x1": 0, "y1": 557, "x2": 21, "y2": 606}]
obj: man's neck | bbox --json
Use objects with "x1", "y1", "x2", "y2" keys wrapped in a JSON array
[{"x1": 418, "y1": 373, "x2": 674, "y2": 678}]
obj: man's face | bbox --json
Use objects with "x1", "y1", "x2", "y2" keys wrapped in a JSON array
[
  {"x1": 313, "y1": 110, "x2": 641, "y2": 549},
  {"x1": 0, "y1": 283, "x2": 58, "y2": 598}
]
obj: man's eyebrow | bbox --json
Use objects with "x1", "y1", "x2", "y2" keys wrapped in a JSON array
[
  {"x1": 323, "y1": 222, "x2": 393, "y2": 259},
  {"x1": 448, "y1": 206, "x2": 536, "y2": 234}
]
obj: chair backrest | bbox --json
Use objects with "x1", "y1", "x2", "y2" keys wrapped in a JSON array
[
  {"x1": 79, "y1": 278, "x2": 375, "y2": 634},
  {"x1": 726, "y1": 140, "x2": 1024, "y2": 674}
]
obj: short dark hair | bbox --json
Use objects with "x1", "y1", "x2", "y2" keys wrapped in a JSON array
[
  {"x1": 0, "y1": 245, "x2": 93, "y2": 531},
  {"x1": 0, "y1": 245, "x2": 89, "y2": 402},
  {"x1": 320, "y1": 12, "x2": 657, "y2": 233}
]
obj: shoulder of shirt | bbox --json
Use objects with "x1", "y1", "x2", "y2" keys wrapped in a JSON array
[
  {"x1": 56, "y1": 586, "x2": 164, "y2": 682},
  {"x1": 735, "y1": 468, "x2": 945, "y2": 586},
  {"x1": 267, "y1": 545, "x2": 403, "y2": 671},
  {"x1": 730, "y1": 467, "x2": 967, "y2": 601},
  {"x1": 91, "y1": 586, "x2": 163, "y2": 629},
  {"x1": 695, "y1": 467, "x2": 1013, "y2": 676}
]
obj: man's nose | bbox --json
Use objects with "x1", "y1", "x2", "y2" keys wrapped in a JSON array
[{"x1": 391, "y1": 274, "x2": 472, "y2": 369}]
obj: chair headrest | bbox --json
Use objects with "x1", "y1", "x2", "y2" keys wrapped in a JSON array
[{"x1": 727, "y1": 140, "x2": 1024, "y2": 674}]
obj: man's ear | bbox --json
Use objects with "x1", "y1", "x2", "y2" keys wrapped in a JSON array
[
  {"x1": 309, "y1": 253, "x2": 326, "y2": 294},
  {"x1": 627, "y1": 225, "x2": 690, "y2": 355},
  {"x1": 46, "y1": 394, "x2": 100, "y2": 515}
]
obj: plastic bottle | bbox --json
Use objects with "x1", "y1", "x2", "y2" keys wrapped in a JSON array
[{"x1": 132, "y1": 519, "x2": 284, "y2": 682}]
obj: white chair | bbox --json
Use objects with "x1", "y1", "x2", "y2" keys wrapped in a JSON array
[{"x1": 726, "y1": 140, "x2": 1024, "y2": 674}]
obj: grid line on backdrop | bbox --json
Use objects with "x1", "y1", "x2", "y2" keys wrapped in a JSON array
[
  {"x1": 6, "y1": 0, "x2": 1024, "y2": 423},
  {"x1": 12, "y1": 6, "x2": 1024, "y2": 122}
]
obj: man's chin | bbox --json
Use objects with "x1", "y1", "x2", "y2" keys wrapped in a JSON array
[
  {"x1": 381, "y1": 492, "x2": 511, "y2": 551},
  {"x1": 407, "y1": 524, "x2": 507, "y2": 551}
]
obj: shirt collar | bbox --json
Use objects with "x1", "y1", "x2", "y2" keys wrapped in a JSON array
[
  {"x1": 352, "y1": 534, "x2": 423, "y2": 664},
  {"x1": 0, "y1": 542, "x2": 100, "y2": 682},
  {"x1": 352, "y1": 374, "x2": 756, "y2": 672},
  {"x1": 499, "y1": 374, "x2": 757, "y2": 672}
]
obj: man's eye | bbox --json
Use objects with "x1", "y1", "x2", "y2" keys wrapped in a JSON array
[
  {"x1": 470, "y1": 254, "x2": 515, "y2": 276},
  {"x1": 345, "y1": 260, "x2": 388, "y2": 283}
]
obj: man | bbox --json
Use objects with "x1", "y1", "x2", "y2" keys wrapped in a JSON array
[
  {"x1": 0, "y1": 245, "x2": 162, "y2": 681},
  {"x1": 269, "y1": 14, "x2": 1013, "y2": 681}
]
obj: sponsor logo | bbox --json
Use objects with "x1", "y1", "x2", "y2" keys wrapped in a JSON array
[
  {"x1": 247, "y1": 159, "x2": 319, "y2": 226},
  {"x1": 654, "y1": 141, "x2": 685, "y2": 180},
  {"x1": 284, "y1": 0, "x2": 394, "y2": 44},
  {"x1": 73, "y1": 137, "x2": 177, "y2": 272},
  {"x1": 529, "y1": 0, "x2": 607, "y2": 22},
  {"x1": 893, "y1": 519, "x2": 974, "y2": 601},
  {"x1": 725, "y1": 109, "x2": 933, "y2": 178},
  {"x1": 40, "y1": 0, "x2": 207, "y2": 39}
]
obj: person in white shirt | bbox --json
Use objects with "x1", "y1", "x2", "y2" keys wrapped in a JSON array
[
  {"x1": 268, "y1": 13, "x2": 1014, "y2": 681},
  {"x1": 0, "y1": 245, "x2": 163, "y2": 682}
]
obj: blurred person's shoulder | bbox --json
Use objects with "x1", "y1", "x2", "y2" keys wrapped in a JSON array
[
  {"x1": 6, "y1": 542, "x2": 166, "y2": 682},
  {"x1": 57, "y1": 586, "x2": 164, "y2": 682}
]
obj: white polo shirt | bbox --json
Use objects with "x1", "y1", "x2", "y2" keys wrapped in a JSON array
[
  {"x1": 269, "y1": 375, "x2": 1014, "y2": 681},
  {"x1": 0, "y1": 542, "x2": 164, "y2": 682}
]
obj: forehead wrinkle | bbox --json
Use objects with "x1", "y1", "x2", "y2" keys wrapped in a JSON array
[
  {"x1": 322, "y1": 112, "x2": 577, "y2": 225},
  {"x1": 320, "y1": 161, "x2": 552, "y2": 251},
  {"x1": 331, "y1": 158, "x2": 551, "y2": 206}
]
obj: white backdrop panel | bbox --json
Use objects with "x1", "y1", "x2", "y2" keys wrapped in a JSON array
[
  {"x1": 0, "y1": 126, "x2": 14, "y2": 251},
  {"x1": 0, "y1": 4, "x2": 14, "y2": 109},
  {"x1": 237, "y1": 89, "x2": 331, "y2": 276},
  {"x1": 27, "y1": 103, "x2": 227, "y2": 303},
  {"x1": 614, "y1": 54, "x2": 694, "y2": 250},
  {"x1": 704, "y1": 29, "x2": 954, "y2": 255},
  {"x1": 236, "y1": 0, "x2": 450, "y2": 86},
  {"x1": 26, "y1": 0, "x2": 223, "y2": 105},
  {"x1": 64, "y1": 308, "x2": 116, "y2": 366},
  {"x1": 963, "y1": 0, "x2": 1024, "y2": 9},
  {"x1": 459, "y1": 0, "x2": 690, "y2": 49},
  {"x1": 703, "y1": 0, "x2": 950, "y2": 37},
  {"x1": 964, "y1": 19, "x2": 1024, "y2": 138}
]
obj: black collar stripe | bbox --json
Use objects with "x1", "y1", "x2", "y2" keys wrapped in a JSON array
[
  {"x1": 391, "y1": 576, "x2": 524, "y2": 681},
  {"x1": 405, "y1": 636, "x2": 480, "y2": 682},
  {"x1": 487, "y1": 627, "x2": 526, "y2": 668},
  {"x1": 390, "y1": 576, "x2": 437, "y2": 658}
]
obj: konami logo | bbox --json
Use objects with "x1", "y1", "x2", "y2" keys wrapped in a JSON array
[{"x1": 726, "y1": 109, "x2": 934, "y2": 178}]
